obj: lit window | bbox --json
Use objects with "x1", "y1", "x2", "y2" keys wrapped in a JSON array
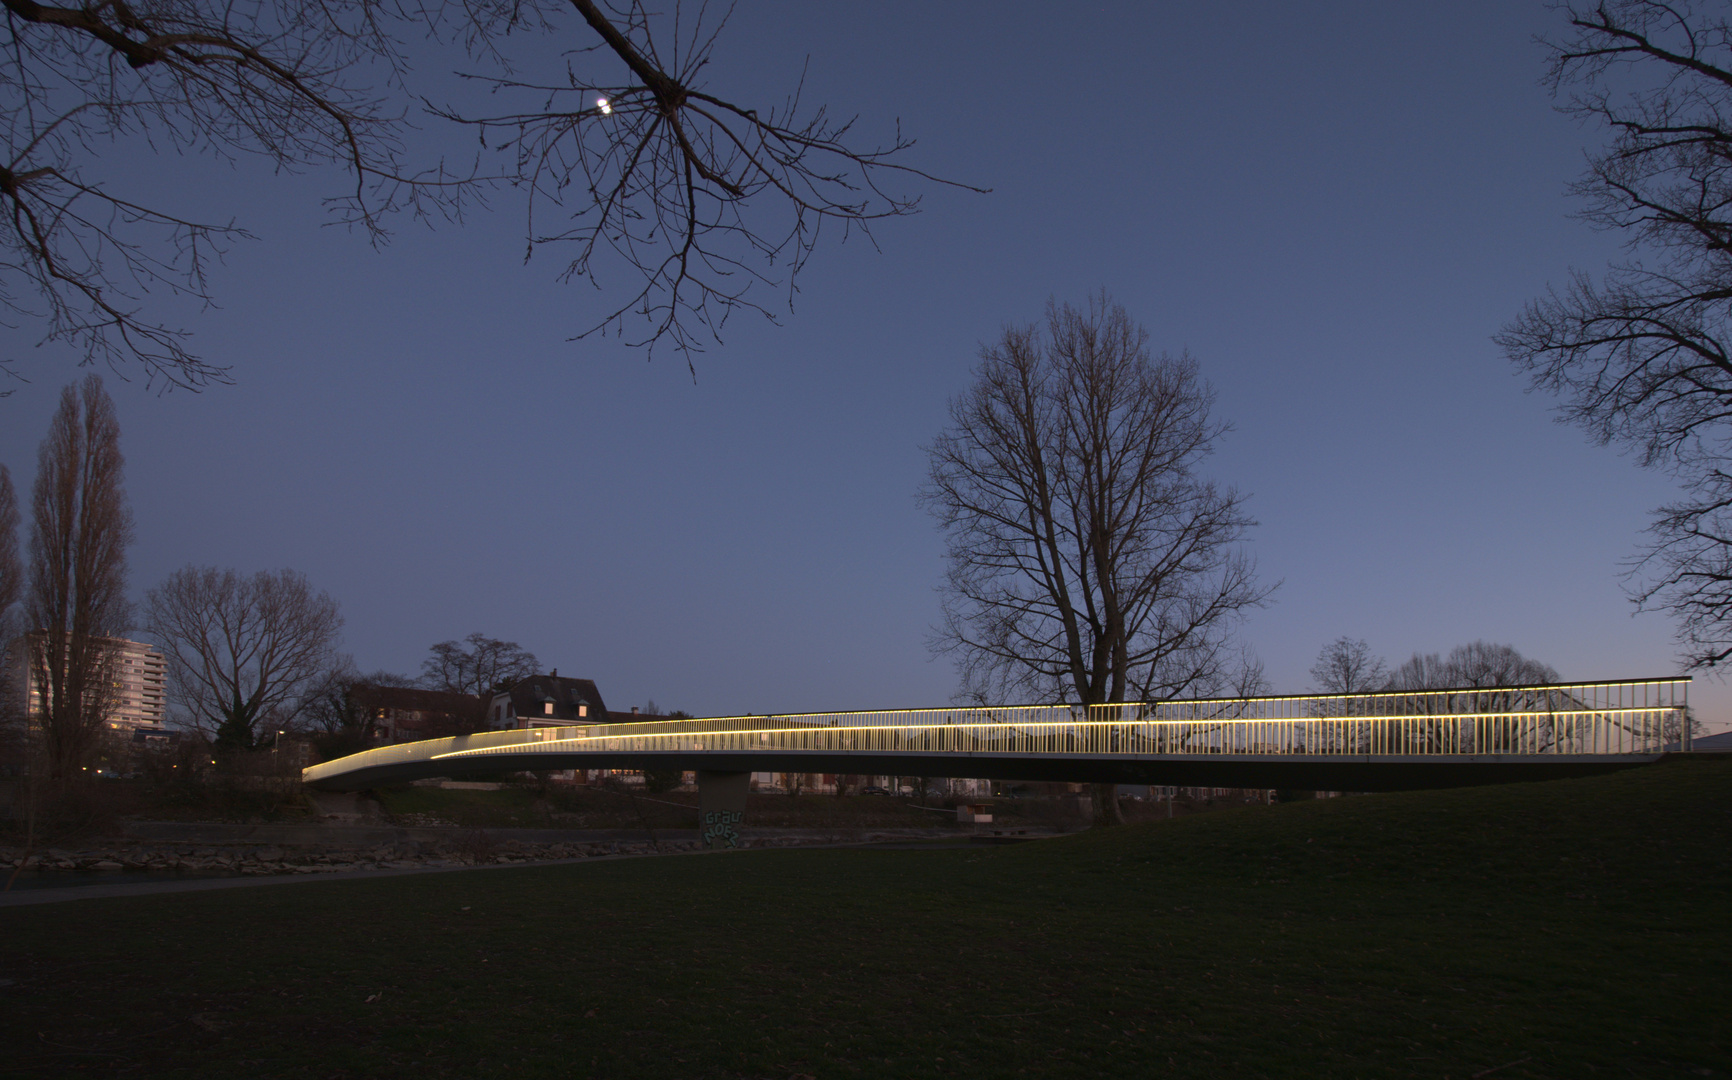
[
  {"x1": 578, "y1": 705, "x2": 587, "y2": 718},
  {"x1": 544, "y1": 702, "x2": 553, "y2": 715}
]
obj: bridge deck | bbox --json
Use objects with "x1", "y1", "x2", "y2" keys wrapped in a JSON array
[{"x1": 303, "y1": 678, "x2": 1689, "y2": 792}]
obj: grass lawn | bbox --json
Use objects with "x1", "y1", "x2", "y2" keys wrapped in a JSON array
[{"x1": 2, "y1": 757, "x2": 1727, "y2": 1079}]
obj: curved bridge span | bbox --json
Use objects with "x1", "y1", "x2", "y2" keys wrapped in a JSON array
[{"x1": 304, "y1": 677, "x2": 1690, "y2": 793}]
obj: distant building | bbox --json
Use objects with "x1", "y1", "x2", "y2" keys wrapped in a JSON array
[
  {"x1": 106, "y1": 637, "x2": 168, "y2": 732},
  {"x1": 606, "y1": 706, "x2": 680, "y2": 724},
  {"x1": 488, "y1": 673, "x2": 609, "y2": 730},
  {"x1": 1685, "y1": 729, "x2": 1732, "y2": 751},
  {"x1": 350, "y1": 685, "x2": 485, "y2": 744},
  {"x1": 9, "y1": 631, "x2": 167, "y2": 734},
  {"x1": 749, "y1": 773, "x2": 993, "y2": 797}
]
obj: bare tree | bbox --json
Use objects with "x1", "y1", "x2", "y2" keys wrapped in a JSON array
[
  {"x1": 1379, "y1": 642, "x2": 1561, "y2": 753},
  {"x1": 24, "y1": 375, "x2": 133, "y2": 779},
  {"x1": 924, "y1": 293, "x2": 1273, "y2": 824},
  {"x1": 1222, "y1": 644, "x2": 1271, "y2": 699},
  {"x1": 1499, "y1": 2, "x2": 1732, "y2": 669},
  {"x1": 297, "y1": 659, "x2": 372, "y2": 733},
  {"x1": 421, "y1": 632, "x2": 540, "y2": 697},
  {"x1": 0, "y1": 465, "x2": 23, "y2": 765},
  {"x1": 0, "y1": 0, "x2": 975, "y2": 388},
  {"x1": 1389, "y1": 641, "x2": 1558, "y2": 692},
  {"x1": 145, "y1": 566, "x2": 342, "y2": 752},
  {"x1": 1310, "y1": 637, "x2": 1388, "y2": 694},
  {"x1": 298, "y1": 656, "x2": 415, "y2": 736},
  {"x1": 297, "y1": 658, "x2": 417, "y2": 759}
]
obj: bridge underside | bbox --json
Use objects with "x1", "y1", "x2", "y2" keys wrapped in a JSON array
[{"x1": 305, "y1": 749, "x2": 1666, "y2": 793}]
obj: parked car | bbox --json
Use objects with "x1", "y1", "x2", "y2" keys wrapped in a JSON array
[{"x1": 859, "y1": 785, "x2": 890, "y2": 796}]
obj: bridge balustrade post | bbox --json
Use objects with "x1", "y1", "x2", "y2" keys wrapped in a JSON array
[{"x1": 697, "y1": 770, "x2": 750, "y2": 849}]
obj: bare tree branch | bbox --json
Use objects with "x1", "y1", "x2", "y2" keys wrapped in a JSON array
[
  {"x1": 0, "y1": 0, "x2": 979, "y2": 387},
  {"x1": 1309, "y1": 636, "x2": 1387, "y2": 695},
  {"x1": 420, "y1": 630, "x2": 539, "y2": 696},
  {"x1": 0, "y1": 0, "x2": 485, "y2": 388},
  {"x1": 433, "y1": 0, "x2": 986, "y2": 371},
  {"x1": 1500, "y1": 1, "x2": 1732, "y2": 669}
]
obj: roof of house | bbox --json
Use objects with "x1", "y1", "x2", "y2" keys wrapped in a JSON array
[
  {"x1": 606, "y1": 711, "x2": 684, "y2": 724},
  {"x1": 495, "y1": 675, "x2": 608, "y2": 723},
  {"x1": 350, "y1": 685, "x2": 484, "y2": 716}
]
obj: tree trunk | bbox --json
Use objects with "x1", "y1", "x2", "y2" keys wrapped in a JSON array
[
  {"x1": 1091, "y1": 782, "x2": 1124, "y2": 826},
  {"x1": 214, "y1": 715, "x2": 256, "y2": 754}
]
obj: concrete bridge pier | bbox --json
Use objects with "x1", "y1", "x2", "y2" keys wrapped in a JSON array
[{"x1": 697, "y1": 771, "x2": 750, "y2": 849}]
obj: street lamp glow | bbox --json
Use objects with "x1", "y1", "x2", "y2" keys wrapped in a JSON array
[{"x1": 596, "y1": 97, "x2": 611, "y2": 115}]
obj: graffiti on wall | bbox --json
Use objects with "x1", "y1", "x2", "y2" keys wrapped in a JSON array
[{"x1": 701, "y1": 809, "x2": 743, "y2": 849}]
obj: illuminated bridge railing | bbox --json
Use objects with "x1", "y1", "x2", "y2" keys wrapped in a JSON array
[{"x1": 302, "y1": 678, "x2": 1688, "y2": 784}]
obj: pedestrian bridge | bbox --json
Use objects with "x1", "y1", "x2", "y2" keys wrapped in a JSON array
[{"x1": 304, "y1": 677, "x2": 1691, "y2": 793}]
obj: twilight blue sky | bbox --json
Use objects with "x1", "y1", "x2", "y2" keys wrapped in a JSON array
[{"x1": 3, "y1": 1, "x2": 1723, "y2": 730}]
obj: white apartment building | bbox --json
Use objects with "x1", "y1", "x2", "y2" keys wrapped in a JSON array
[
  {"x1": 12, "y1": 632, "x2": 168, "y2": 732},
  {"x1": 106, "y1": 637, "x2": 168, "y2": 731}
]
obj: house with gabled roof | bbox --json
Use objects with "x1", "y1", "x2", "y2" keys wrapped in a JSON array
[{"x1": 486, "y1": 671, "x2": 608, "y2": 730}]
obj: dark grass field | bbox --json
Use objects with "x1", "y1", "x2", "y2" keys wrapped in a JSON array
[{"x1": 2, "y1": 757, "x2": 1727, "y2": 1079}]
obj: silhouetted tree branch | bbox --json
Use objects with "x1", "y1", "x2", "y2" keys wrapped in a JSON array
[
  {"x1": 0, "y1": 0, "x2": 977, "y2": 388},
  {"x1": 0, "y1": 0, "x2": 467, "y2": 389},
  {"x1": 420, "y1": 631, "x2": 539, "y2": 696},
  {"x1": 1500, "y1": 1, "x2": 1732, "y2": 668},
  {"x1": 443, "y1": 0, "x2": 983, "y2": 367},
  {"x1": 1310, "y1": 636, "x2": 1387, "y2": 695},
  {"x1": 1388, "y1": 641, "x2": 1558, "y2": 692}
]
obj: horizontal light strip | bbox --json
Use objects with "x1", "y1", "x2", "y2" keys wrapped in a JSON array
[
  {"x1": 433, "y1": 708, "x2": 1683, "y2": 758},
  {"x1": 305, "y1": 677, "x2": 1690, "y2": 783}
]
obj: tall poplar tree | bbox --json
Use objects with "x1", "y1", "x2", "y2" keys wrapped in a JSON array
[
  {"x1": 0, "y1": 465, "x2": 22, "y2": 760},
  {"x1": 25, "y1": 376, "x2": 133, "y2": 780},
  {"x1": 0, "y1": 464, "x2": 19, "y2": 632}
]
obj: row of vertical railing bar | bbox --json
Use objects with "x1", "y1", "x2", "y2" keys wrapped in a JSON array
[
  {"x1": 305, "y1": 680, "x2": 1687, "y2": 781},
  {"x1": 438, "y1": 714, "x2": 1681, "y2": 762},
  {"x1": 576, "y1": 679, "x2": 1686, "y2": 735}
]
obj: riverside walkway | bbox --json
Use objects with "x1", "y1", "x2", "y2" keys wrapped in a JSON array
[{"x1": 305, "y1": 677, "x2": 1691, "y2": 794}]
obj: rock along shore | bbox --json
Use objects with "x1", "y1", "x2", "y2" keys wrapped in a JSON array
[{"x1": 3, "y1": 824, "x2": 1052, "y2": 881}]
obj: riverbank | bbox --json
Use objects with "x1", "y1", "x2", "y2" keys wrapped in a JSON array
[{"x1": 2, "y1": 821, "x2": 1060, "y2": 893}]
